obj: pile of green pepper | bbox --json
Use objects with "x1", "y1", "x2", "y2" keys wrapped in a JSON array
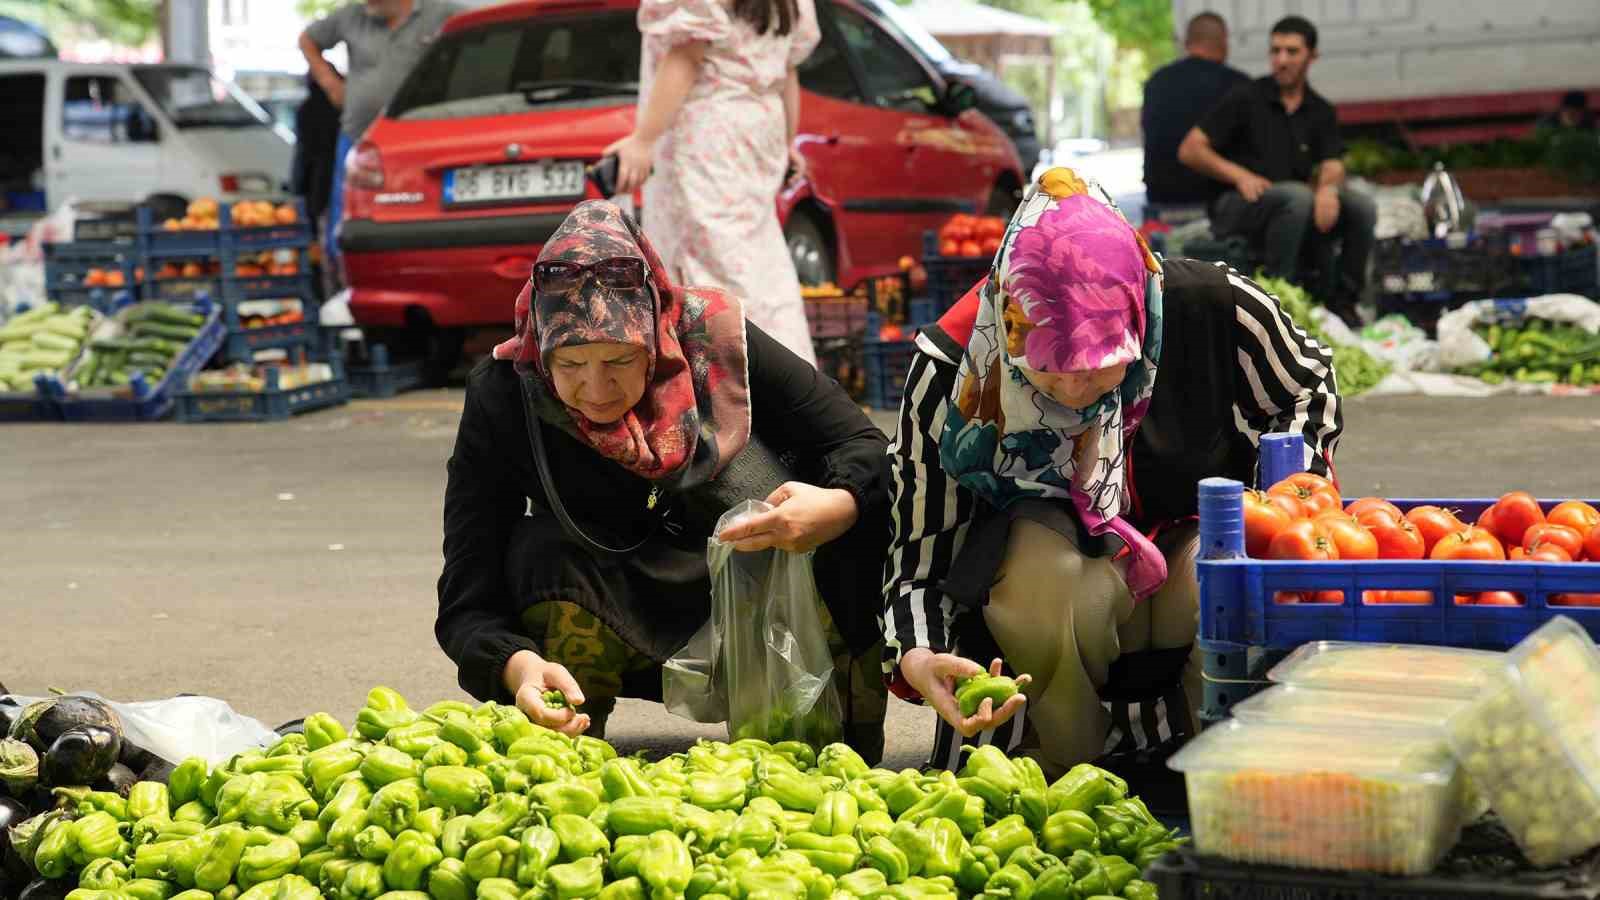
[
  {"x1": 1459, "y1": 319, "x2": 1600, "y2": 386},
  {"x1": 12, "y1": 686, "x2": 1182, "y2": 900}
]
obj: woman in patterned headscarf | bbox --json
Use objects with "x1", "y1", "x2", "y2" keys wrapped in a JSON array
[
  {"x1": 436, "y1": 200, "x2": 890, "y2": 757},
  {"x1": 882, "y1": 168, "x2": 1344, "y2": 779}
]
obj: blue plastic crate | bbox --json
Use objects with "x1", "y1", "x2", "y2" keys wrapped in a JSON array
[
  {"x1": 46, "y1": 299, "x2": 224, "y2": 422},
  {"x1": 921, "y1": 231, "x2": 991, "y2": 314},
  {"x1": 221, "y1": 269, "x2": 314, "y2": 303},
  {"x1": 803, "y1": 294, "x2": 869, "y2": 340},
  {"x1": 1373, "y1": 233, "x2": 1522, "y2": 304},
  {"x1": 1197, "y1": 434, "x2": 1600, "y2": 656},
  {"x1": 0, "y1": 374, "x2": 57, "y2": 422},
  {"x1": 1518, "y1": 243, "x2": 1598, "y2": 296},
  {"x1": 73, "y1": 214, "x2": 140, "y2": 244},
  {"x1": 220, "y1": 199, "x2": 312, "y2": 252},
  {"x1": 175, "y1": 360, "x2": 349, "y2": 423},
  {"x1": 143, "y1": 276, "x2": 222, "y2": 303},
  {"x1": 863, "y1": 334, "x2": 918, "y2": 410},
  {"x1": 346, "y1": 344, "x2": 425, "y2": 399},
  {"x1": 222, "y1": 316, "x2": 320, "y2": 363},
  {"x1": 138, "y1": 205, "x2": 221, "y2": 257},
  {"x1": 43, "y1": 240, "x2": 139, "y2": 311}
]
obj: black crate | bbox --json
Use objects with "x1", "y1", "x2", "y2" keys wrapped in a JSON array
[
  {"x1": 1374, "y1": 234, "x2": 1523, "y2": 304},
  {"x1": 1146, "y1": 822, "x2": 1600, "y2": 900}
]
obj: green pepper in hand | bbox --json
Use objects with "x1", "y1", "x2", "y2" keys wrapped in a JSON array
[{"x1": 953, "y1": 673, "x2": 1020, "y2": 718}]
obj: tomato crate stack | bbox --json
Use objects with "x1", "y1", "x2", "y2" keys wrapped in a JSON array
[
  {"x1": 137, "y1": 199, "x2": 320, "y2": 364},
  {"x1": 41, "y1": 240, "x2": 139, "y2": 313},
  {"x1": 922, "y1": 228, "x2": 995, "y2": 315},
  {"x1": 1195, "y1": 433, "x2": 1600, "y2": 724}
]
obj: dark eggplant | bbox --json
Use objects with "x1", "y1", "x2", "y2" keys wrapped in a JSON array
[
  {"x1": 40, "y1": 727, "x2": 120, "y2": 788},
  {"x1": 5, "y1": 811, "x2": 63, "y2": 882},
  {"x1": 8, "y1": 698, "x2": 121, "y2": 756},
  {"x1": 0, "y1": 797, "x2": 29, "y2": 887},
  {"x1": 0, "y1": 698, "x2": 19, "y2": 742},
  {"x1": 17, "y1": 877, "x2": 69, "y2": 900},
  {"x1": 92, "y1": 764, "x2": 136, "y2": 798},
  {"x1": 0, "y1": 743, "x2": 38, "y2": 798},
  {"x1": 136, "y1": 758, "x2": 175, "y2": 787},
  {"x1": 116, "y1": 740, "x2": 156, "y2": 775}
]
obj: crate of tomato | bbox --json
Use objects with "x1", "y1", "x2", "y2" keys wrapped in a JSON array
[
  {"x1": 1196, "y1": 433, "x2": 1600, "y2": 720},
  {"x1": 924, "y1": 214, "x2": 1005, "y2": 313}
]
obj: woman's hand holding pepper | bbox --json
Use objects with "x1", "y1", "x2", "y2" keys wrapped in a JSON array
[
  {"x1": 717, "y1": 481, "x2": 858, "y2": 553},
  {"x1": 899, "y1": 651, "x2": 1031, "y2": 737},
  {"x1": 503, "y1": 649, "x2": 591, "y2": 736}
]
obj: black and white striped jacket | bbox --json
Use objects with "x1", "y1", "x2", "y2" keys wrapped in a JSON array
[{"x1": 881, "y1": 259, "x2": 1344, "y2": 763}]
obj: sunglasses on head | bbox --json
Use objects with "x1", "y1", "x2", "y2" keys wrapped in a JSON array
[{"x1": 532, "y1": 257, "x2": 648, "y2": 293}]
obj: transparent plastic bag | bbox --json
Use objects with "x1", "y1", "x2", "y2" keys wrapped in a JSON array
[
  {"x1": 3, "y1": 691, "x2": 277, "y2": 765},
  {"x1": 662, "y1": 500, "x2": 844, "y2": 745}
]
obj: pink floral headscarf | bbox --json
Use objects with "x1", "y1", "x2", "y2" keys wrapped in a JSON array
[{"x1": 939, "y1": 168, "x2": 1168, "y2": 601}]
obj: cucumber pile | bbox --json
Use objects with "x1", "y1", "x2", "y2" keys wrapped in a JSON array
[
  {"x1": 0, "y1": 304, "x2": 96, "y2": 392},
  {"x1": 74, "y1": 304, "x2": 208, "y2": 389}
]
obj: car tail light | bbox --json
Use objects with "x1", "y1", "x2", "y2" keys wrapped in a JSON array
[
  {"x1": 219, "y1": 173, "x2": 273, "y2": 194},
  {"x1": 347, "y1": 142, "x2": 385, "y2": 191}
]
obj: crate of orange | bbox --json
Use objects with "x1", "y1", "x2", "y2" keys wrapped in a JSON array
[
  {"x1": 923, "y1": 215, "x2": 1002, "y2": 314},
  {"x1": 42, "y1": 240, "x2": 140, "y2": 311},
  {"x1": 1196, "y1": 432, "x2": 1600, "y2": 721},
  {"x1": 139, "y1": 198, "x2": 224, "y2": 257}
]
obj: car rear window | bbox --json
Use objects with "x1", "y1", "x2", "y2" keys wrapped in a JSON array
[{"x1": 388, "y1": 12, "x2": 640, "y2": 120}]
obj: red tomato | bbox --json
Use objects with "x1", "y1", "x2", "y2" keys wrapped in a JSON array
[
  {"x1": 1476, "y1": 505, "x2": 1499, "y2": 535},
  {"x1": 1587, "y1": 524, "x2": 1600, "y2": 562},
  {"x1": 939, "y1": 239, "x2": 960, "y2": 257},
  {"x1": 959, "y1": 240, "x2": 983, "y2": 258},
  {"x1": 1430, "y1": 529, "x2": 1506, "y2": 561},
  {"x1": 1346, "y1": 497, "x2": 1402, "y2": 521},
  {"x1": 1524, "y1": 523, "x2": 1585, "y2": 559},
  {"x1": 1369, "y1": 517, "x2": 1425, "y2": 560},
  {"x1": 897, "y1": 255, "x2": 915, "y2": 271},
  {"x1": 1365, "y1": 590, "x2": 1433, "y2": 605},
  {"x1": 1549, "y1": 501, "x2": 1600, "y2": 535},
  {"x1": 1273, "y1": 591, "x2": 1304, "y2": 604},
  {"x1": 878, "y1": 324, "x2": 905, "y2": 341},
  {"x1": 909, "y1": 265, "x2": 928, "y2": 292},
  {"x1": 1267, "y1": 519, "x2": 1339, "y2": 560},
  {"x1": 1509, "y1": 547, "x2": 1528, "y2": 560},
  {"x1": 1243, "y1": 490, "x2": 1295, "y2": 558},
  {"x1": 979, "y1": 237, "x2": 1002, "y2": 257},
  {"x1": 1308, "y1": 590, "x2": 1345, "y2": 603},
  {"x1": 1263, "y1": 492, "x2": 1305, "y2": 519},
  {"x1": 1321, "y1": 517, "x2": 1378, "y2": 560},
  {"x1": 1553, "y1": 593, "x2": 1600, "y2": 607},
  {"x1": 1354, "y1": 507, "x2": 1403, "y2": 529},
  {"x1": 1406, "y1": 506, "x2": 1465, "y2": 556},
  {"x1": 1476, "y1": 591, "x2": 1523, "y2": 606},
  {"x1": 1269, "y1": 473, "x2": 1342, "y2": 517},
  {"x1": 1528, "y1": 543, "x2": 1573, "y2": 563},
  {"x1": 1490, "y1": 491, "x2": 1546, "y2": 547}
]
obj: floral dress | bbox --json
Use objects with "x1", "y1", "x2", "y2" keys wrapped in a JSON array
[{"x1": 638, "y1": 0, "x2": 820, "y2": 366}]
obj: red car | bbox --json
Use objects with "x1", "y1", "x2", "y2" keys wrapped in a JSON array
[{"x1": 338, "y1": 0, "x2": 1023, "y2": 370}]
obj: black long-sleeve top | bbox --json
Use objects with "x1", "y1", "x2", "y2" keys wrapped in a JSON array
[{"x1": 437, "y1": 321, "x2": 889, "y2": 703}]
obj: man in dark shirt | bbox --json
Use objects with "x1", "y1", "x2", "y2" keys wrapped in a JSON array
[
  {"x1": 1178, "y1": 15, "x2": 1375, "y2": 319},
  {"x1": 1142, "y1": 12, "x2": 1249, "y2": 207}
]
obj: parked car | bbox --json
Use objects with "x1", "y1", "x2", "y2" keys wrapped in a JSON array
[
  {"x1": 0, "y1": 60, "x2": 291, "y2": 236},
  {"x1": 338, "y1": 0, "x2": 1023, "y2": 370},
  {"x1": 855, "y1": 0, "x2": 1042, "y2": 171}
]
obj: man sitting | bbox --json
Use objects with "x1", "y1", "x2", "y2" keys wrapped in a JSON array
[
  {"x1": 1142, "y1": 12, "x2": 1248, "y2": 208},
  {"x1": 1179, "y1": 15, "x2": 1374, "y2": 324}
]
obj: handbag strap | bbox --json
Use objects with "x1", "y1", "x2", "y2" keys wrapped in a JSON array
[{"x1": 523, "y1": 383, "x2": 660, "y2": 558}]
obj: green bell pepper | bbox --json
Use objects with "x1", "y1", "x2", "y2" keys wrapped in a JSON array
[
  {"x1": 357, "y1": 707, "x2": 420, "y2": 743},
  {"x1": 887, "y1": 821, "x2": 931, "y2": 878},
  {"x1": 1041, "y1": 811, "x2": 1098, "y2": 857},
  {"x1": 411, "y1": 808, "x2": 446, "y2": 842},
  {"x1": 549, "y1": 814, "x2": 608, "y2": 863},
  {"x1": 815, "y1": 745, "x2": 869, "y2": 783},
  {"x1": 531, "y1": 781, "x2": 601, "y2": 818},
  {"x1": 423, "y1": 743, "x2": 470, "y2": 770},
  {"x1": 169, "y1": 891, "x2": 213, "y2": 900},
  {"x1": 835, "y1": 868, "x2": 888, "y2": 898},
  {"x1": 295, "y1": 848, "x2": 337, "y2": 884},
  {"x1": 598, "y1": 759, "x2": 656, "y2": 802},
  {"x1": 955, "y1": 845, "x2": 1000, "y2": 896},
  {"x1": 725, "y1": 812, "x2": 779, "y2": 855},
  {"x1": 132, "y1": 840, "x2": 174, "y2": 882},
  {"x1": 573, "y1": 736, "x2": 615, "y2": 771},
  {"x1": 237, "y1": 835, "x2": 302, "y2": 889},
  {"x1": 464, "y1": 836, "x2": 520, "y2": 883},
  {"x1": 545, "y1": 857, "x2": 605, "y2": 900},
  {"x1": 1066, "y1": 852, "x2": 1107, "y2": 898},
  {"x1": 362, "y1": 746, "x2": 421, "y2": 787},
  {"x1": 607, "y1": 797, "x2": 681, "y2": 836},
  {"x1": 609, "y1": 836, "x2": 648, "y2": 879},
  {"x1": 303, "y1": 748, "x2": 361, "y2": 799},
  {"x1": 172, "y1": 802, "x2": 211, "y2": 826},
  {"x1": 121, "y1": 878, "x2": 178, "y2": 900},
  {"x1": 195, "y1": 825, "x2": 250, "y2": 892},
  {"x1": 342, "y1": 861, "x2": 386, "y2": 900},
  {"x1": 811, "y1": 790, "x2": 859, "y2": 838},
  {"x1": 427, "y1": 858, "x2": 474, "y2": 900},
  {"x1": 355, "y1": 825, "x2": 396, "y2": 861},
  {"x1": 167, "y1": 833, "x2": 214, "y2": 888},
  {"x1": 864, "y1": 835, "x2": 911, "y2": 883},
  {"x1": 686, "y1": 773, "x2": 745, "y2": 812},
  {"x1": 1095, "y1": 856, "x2": 1138, "y2": 896},
  {"x1": 386, "y1": 721, "x2": 443, "y2": 759},
  {"x1": 302, "y1": 713, "x2": 348, "y2": 751},
  {"x1": 1005, "y1": 847, "x2": 1058, "y2": 881},
  {"x1": 984, "y1": 863, "x2": 1035, "y2": 900},
  {"x1": 370, "y1": 780, "x2": 426, "y2": 836},
  {"x1": 128, "y1": 783, "x2": 172, "y2": 822},
  {"x1": 516, "y1": 825, "x2": 561, "y2": 887},
  {"x1": 757, "y1": 770, "x2": 823, "y2": 813},
  {"x1": 273, "y1": 874, "x2": 322, "y2": 900},
  {"x1": 734, "y1": 865, "x2": 807, "y2": 900},
  {"x1": 320, "y1": 859, "x2": 359, "y2": 897},
  {"x1": 320, "y1": 779, "x2": 375, "y2": 830},
  {"x1": 329, "y1": 809, "x2": 373, "y2": 855},
  {"x1": 853, "y1": 809, "x2": 894, "y2": 846},
  {"x1": 974, "y1": 815, "x2": 1035, "y2": 866},
  {"x1": 784, "y1": 833, "x2": 859, "y2": 877},
  {"x1": 167, "y1": 758, "x2": 208, "y2": 808},
  {"x1": 596, "y1": 876, "x2": 646, "y2": 900},
  {"x1": 685, "y1": 862, "x2": 733, "y2": 900},
  {"x1": 465, "y1": 794, "x2": 530, "y2": 844},
  {"x1": 475, "y1": 879, "x2": 521, "y2": 900},
  {"x1": 917, "y1": 819, "x2": 966, "y2": 880},
  {"x1": 637, "y1": 832, "x2": 693, "y2": 898},
  {"x1": 881, "y1": 771, "x2": 927, "y2": 819},
  {"x1": 384, "y1": 830, "x2": 444, "y2": 891},
  {"x1": 441, "y1": 816, "x2": 473, "y2": 861},
  {"x1": 953, "y1": 674, "x2": 1020, "y2": 718},
  {"x1": 423, "y1": 766, "x2": 494, "y2": 815},
  {"x1": 844, "y1": 780, "x2": 887, "y2": 816},
  {"x1": 960, "y1": 747, "x2": 1022, "y2": 797},
  {"x1": 80, "y1": 858, "x2": 132, "y2": 889},
  {"x1": 74, "y1": 811, "x2": 128, "y2": 861}
]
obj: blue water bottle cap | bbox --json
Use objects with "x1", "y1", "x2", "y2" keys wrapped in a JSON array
[
  {"x1": 1198, "y1": 477, "x2": 1246, "y2": 560},
  {"x1": 1259, "y1": 433, "x2": 1307, "y2": 489}
]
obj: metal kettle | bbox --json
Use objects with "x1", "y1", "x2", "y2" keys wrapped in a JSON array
[{"x1": 1420, "y1": 162, "x2": 1470, "y2": 238}]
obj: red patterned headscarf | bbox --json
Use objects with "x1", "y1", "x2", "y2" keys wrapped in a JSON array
[{"x1": 492, "y1": 201, "x2": 751, "y2": 488}]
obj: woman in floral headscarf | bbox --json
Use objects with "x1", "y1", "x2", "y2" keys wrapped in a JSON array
[
  {"x1": 882, "y1": 168, "x2": 1345, "y2": 778},
  {"x1": 437, "y1": 200, "x2": 890, "y2": 758}
]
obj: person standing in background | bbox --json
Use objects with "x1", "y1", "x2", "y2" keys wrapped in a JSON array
[
  {"x1": 1141, "y1": 12, "x2": 1248, "y2": 207},
  {"x1": 298, "y1": 0, "x2": 461, "y2": 280},
  {"x1": 604, "y1": 0, "x2": 821, "y2": 366},
  {"x1": 291, "y1": 72, "x2": 341, "y2": 293}
]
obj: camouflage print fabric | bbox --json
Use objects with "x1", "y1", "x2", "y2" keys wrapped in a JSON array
[{"x1": 523, "y1": 598, "x2": 887, "y2": 759}]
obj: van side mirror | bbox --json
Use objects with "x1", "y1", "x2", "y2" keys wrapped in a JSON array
[{"x1": 941, "y1": 81, "x2": 979, "y2": 117}]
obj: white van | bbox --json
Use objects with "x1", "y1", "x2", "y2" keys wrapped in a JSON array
[{"x1": 0, "y1": 60, "x2": 293, "y2": 235}]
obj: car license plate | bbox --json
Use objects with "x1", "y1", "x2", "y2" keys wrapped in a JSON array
[{"x1": 444, "y1": 161, "x2": 585, "y2": 206}]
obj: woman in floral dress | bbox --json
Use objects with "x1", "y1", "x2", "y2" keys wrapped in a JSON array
[{"x1": 604, "y1": 0, "x2": 820, "y2": 365}]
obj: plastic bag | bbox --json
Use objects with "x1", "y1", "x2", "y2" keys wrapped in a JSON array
[
  {"x1": 3, "y1": 692, "x2": 277, "y2": 765},
  {"x1": 662, "y1": 500, "x2": 844, "y2": 745},
  {"x1": 1437, "y1": 293, "x2": 1600, "y2": 370}
]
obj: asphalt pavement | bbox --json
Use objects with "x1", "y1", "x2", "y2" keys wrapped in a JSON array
[{"x1": 4, "y1": 390, "x2": 1597, "y2": 767}]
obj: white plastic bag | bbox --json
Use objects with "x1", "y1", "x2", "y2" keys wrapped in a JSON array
[
  {"x1": 662, "y1": 500, "x2": 844, "y2": 744},
  {"x1": 5, "y1": 692, "x2": 278, "y2": 765},
  {"x1": 1436, "y1": 293, "x2": 1600, "y2": 371}
]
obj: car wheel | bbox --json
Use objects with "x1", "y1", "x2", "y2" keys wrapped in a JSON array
[
  {"x1": 986, "y1": 184, "x2": 1020, "y2": 220},
  {"x1": 364, "y1": 326, "x2": 464, "y2": 388},
  {"x1": 786, "y1": 213, "x2": 835, "y2": 287}
]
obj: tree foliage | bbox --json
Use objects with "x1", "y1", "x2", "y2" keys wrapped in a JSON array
[{"x1": 0, "y1": 0, "x2": 160, "y2": 46}]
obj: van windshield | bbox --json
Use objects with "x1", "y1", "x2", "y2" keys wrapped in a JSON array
[
  {"x1": 388, "y1": 11, "x2": 640, "y2": 120},
  {"x1": 132, "y1": 66, "x2": 273, "y2": 129}
]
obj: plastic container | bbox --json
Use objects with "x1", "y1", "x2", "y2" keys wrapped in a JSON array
[
  {"x1": 47, "y1": 299, "x2": 225, "y2": 422},
  {"x1": 1268, "y1": 642, "x2": 1504, "y2": 699},
  {"x1": 346, "y1": 344, "x2": 424, "y2": 399},
  {"x1": 1170, "y1": 719, "x2": 1462, "y2": 875},
  {"x1": 1233, "y1": 683, "x2": 1471, "y2": 729},
  {"x1": 43, "y1": 240, "x2": 140, "y2": 311},
  {"x1": 863, "y1": 333, "x2": 917, "y2": 410},
  {"x1": 175, "y1": 360, "x2": 349, "y2": 423},
  {"x1": 803, "y1": 294, "x2": 869, "y2": 339},
  {"x1": 1517, "y1": 244, "x2": 1598, "y2": 296},
  {"x1": 921, "y1": 231, "x2": 991, "y2": 314},
  {"x1": 1447, "y1": 616, "x2": 1600, "y2": 866}
]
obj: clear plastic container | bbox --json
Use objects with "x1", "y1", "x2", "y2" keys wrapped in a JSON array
[
  {"x1": 1268, "y1": 641, "x2": 1503, "y2": 698},
  {"x1": 1447, "y1": 616, "x2": 1600, "y2": 866},
  {"x1": 1169, "y1": 719, "x2": 1462, "y2": 874}
]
